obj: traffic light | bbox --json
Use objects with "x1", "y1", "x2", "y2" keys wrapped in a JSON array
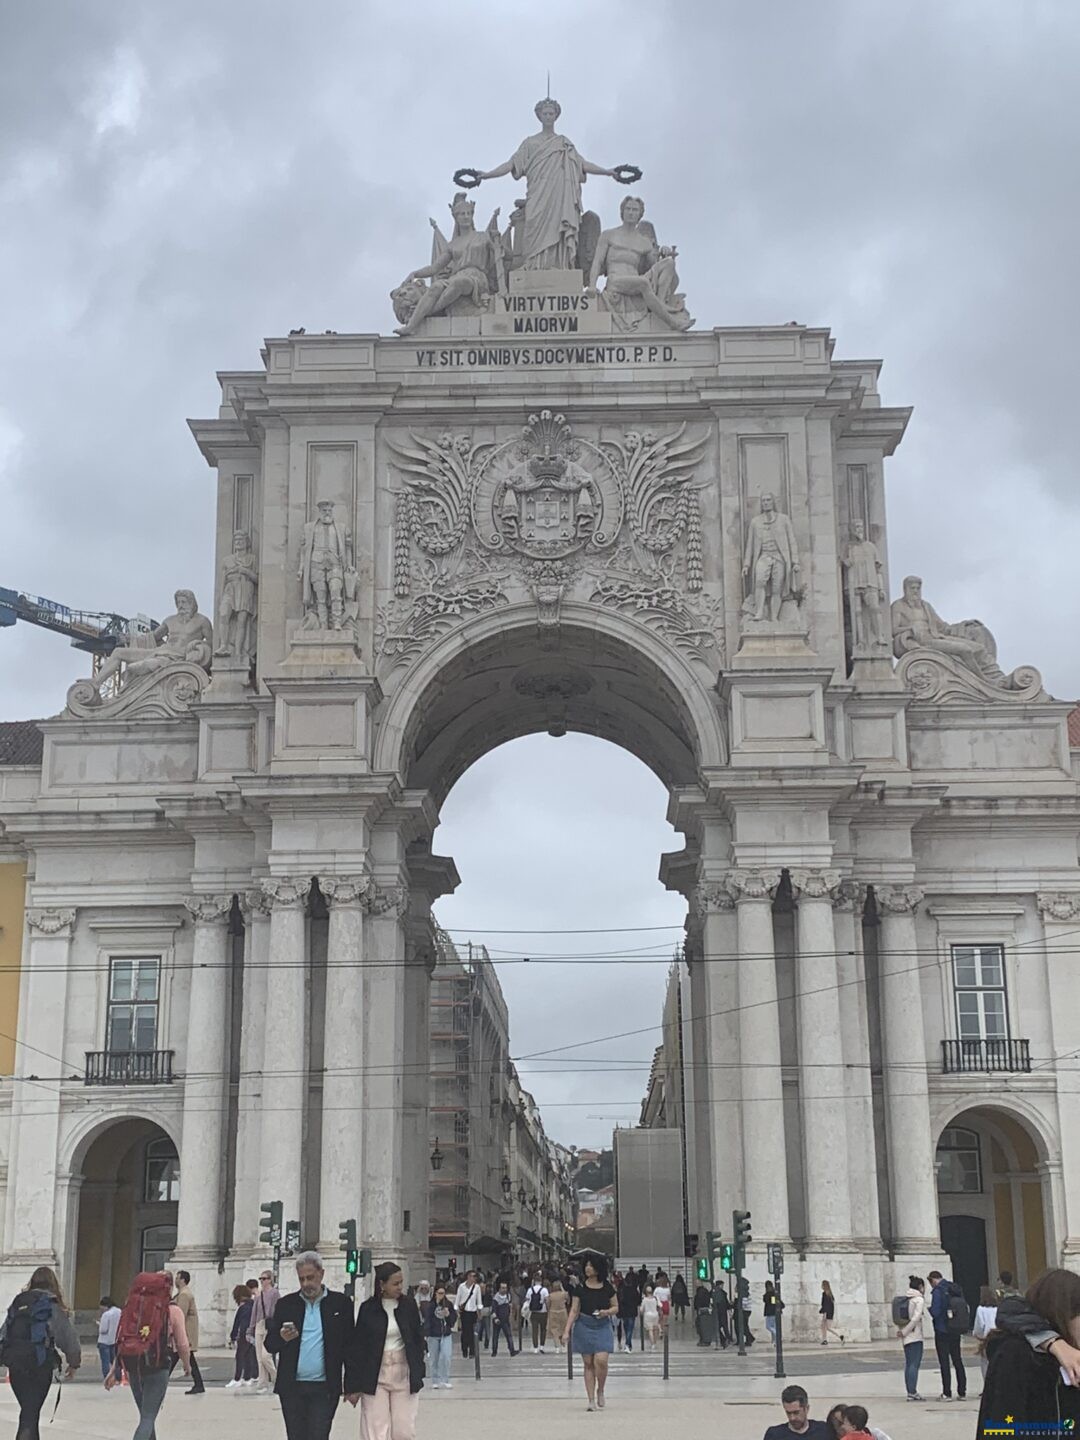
[
  {"x1": 695, "y1": 1257, "x2": 709, "y2": 1282},
  {"x1": 720, "y1": 1243, "x2": 735, "y2": 1273},
  {"x1": 346, "y1": 1249, "x2": 359, "y2": 1276},
  {"x1": 259, "y1": 1199, "x2": 283, "y2": 1246},
  {"x1": 736, "y1": 1274, "x2": 750, "y2": 1299},
  {"x1": 684, "y1": 1231, "x2": 699, "y2": 1258},
  {"x1": 705, "y1": 1230, "x2": 720, "y2": 1270},
  {"x1": 339, "y1": 1219, "x2": 357, "y2": 1253},
  {"x1": 358, "y1": 1247, "x2": 373, "y2": 1277},
  {"x1": 733, "y1": 1209, "x2": 752, "y2": 1246}
]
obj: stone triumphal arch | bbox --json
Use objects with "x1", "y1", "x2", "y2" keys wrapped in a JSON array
[{"x1": 5, "y1": 100, "x2": 1079, "y2": 1338}]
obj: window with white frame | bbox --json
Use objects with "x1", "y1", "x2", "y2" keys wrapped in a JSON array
[
  {"x1": 106, "y1": 957, "x2": 161, "y2": 1053},
  {"x1": 937, "y1": 1125, "x2": 982, "y2": 1193},
  {"x1": 143, "y1": 1137, "x2": 180, "y2": 1203},
  {"x1": 951, "y1": 944, "x2": 1009, "y2": 1042}
]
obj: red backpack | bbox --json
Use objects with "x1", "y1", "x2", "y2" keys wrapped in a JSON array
[{"x1": 116, "y1": 1273, "x2": 173, "y2": 1370}]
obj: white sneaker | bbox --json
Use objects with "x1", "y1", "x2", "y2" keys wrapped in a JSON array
[
  {"x1": 533, "y1": 1346, "x2": 539, "y2": 1353},
  {"x1": 242, "y1": 1379, "x2": 258, "y2": 1389},
  {"x1": 255, "y1": 1384, "x2": 269, "y2": 1394},
  {"x1": 225, "y1": 1379, "x2": 241, "y2": 1390},
  {"x1": 540, "y1": 1346, "x2": 546, "y2": 1353},
  {"x1": 444, "y1": 1382, "x2": 453, "y2": 1390}
]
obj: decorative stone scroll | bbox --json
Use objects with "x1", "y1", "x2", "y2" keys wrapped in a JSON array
[
  {"x1": 26, "y1": 907, "x2": 76, "y2": 936},
  {"x1": 690, "y1": 882, "x2": 737, "y2": 918},
  {"x1": 874, "y1": 884, "x2": 925, "y2": 916},
  {"x1": 789, "y1": 869, "x2": 841, "y2": 902},
  {"x1": 182, "y1": 895, "x2": 233, "y2": 926},
  {"x1": 1037, "y1": 893, "x2": 1080, "y2": 923},
  {"x1": 365, "y1": 884, "x2": 409, "y2": 918},
  {"x1": 319, "y1": 874, "x2": 375, "y2": 909},
  {"x1": 67, "y1": 662, "x2": 209, "y2": 721},
  {"x1": 723, "y1": 868, "x2": 782, "y2": 904},
  {"x1": 258, "y1": 877, "x2": 310, "y2": 912},
  {"x1": 380, "y1": 414, "x2": 721, "y2": 670},
  {"x1": 891, "y1": 576, "x2": 1045, "y2": 704},
  {"x1": 831, "y1": 880, "x2": 867, "y2": 915}
]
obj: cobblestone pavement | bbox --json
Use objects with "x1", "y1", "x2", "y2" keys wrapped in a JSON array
[{"x1": 2, "y1": 1336, "x2": 984, "y2": 1439}]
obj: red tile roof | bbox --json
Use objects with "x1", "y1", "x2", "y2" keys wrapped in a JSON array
[
  {"x1": 0, "y1": 720, "x2": 45, "y2": 766},
  {"x1": 1069, "y1": 705, "x2": 1080, "y2": 750}
]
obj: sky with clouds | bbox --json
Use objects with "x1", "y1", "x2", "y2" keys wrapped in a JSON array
[{"x1": 1, "y1": 1, "x2": 1077, "y2": 1146}]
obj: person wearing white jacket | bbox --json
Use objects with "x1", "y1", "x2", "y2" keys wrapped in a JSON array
[{"x1": 897, "y1": 1275, "x2": 928, "y2": 1401}]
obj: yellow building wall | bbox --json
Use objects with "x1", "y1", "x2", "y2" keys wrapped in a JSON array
[
  {"x1": 1022, "y1": 1181, "x2": 1048, "y2": 1279},
  {"x1": 993, "y1": 1182, "x2": 1017, "y2": 1279},
  {"x1": 0, "y1": 862, "x2": 26, "y2": 1075}
]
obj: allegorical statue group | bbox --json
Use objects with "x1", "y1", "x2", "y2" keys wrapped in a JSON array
[{"x1": 391, "y1": 97, "x2": 693, "y2": 336}]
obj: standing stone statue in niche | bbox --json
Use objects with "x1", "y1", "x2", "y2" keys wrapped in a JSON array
[
  {"x1": 87, "y1": 589, "x2": 213, "y2": 694},
  {"x1": 460, "y1": 97, "x2": 638, "y2": 271},
  {"x1": 589, "y1": 196, "x2": 693, "y2": 333},
  {"x1": 742, "y1": 493, "x2": 800, "y2": 622},
  {"x1": 215, "y1": 530, "x2": 259, "y2": 663},
  {"x1": 392, "y1": 193, "x2": 504, "y2": 336},
  {"x1": 844, "y1": 519, "x2": 886, "y2": 651},
  {"x1": 299, "y1": 500, "x2": 356, "y2": 631}
]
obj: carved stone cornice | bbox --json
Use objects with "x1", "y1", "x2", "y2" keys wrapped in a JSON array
[
  {"x1": 26, "y1": 907, "x2": 76, "y2": 937},
  {"x1": 790, "y1": 869, "x2": 841, "y2": 903},
  {"x1": 832, "y1": 879, "x2": 867, "y2": 915},
  {"x1": 319, "y1": 875, "x2": 375, "y2": 909},
  {"x1": 258, "y1": 877, "x2": 310, "y2": 912},
  {"x1": 875, "y1": 884, "x2": 925, "y2": 916},
  {"x1": 364, "y1": 884, "x2": 409, "y2": 918},
  {"x1": 1037, "y1": 892, "x2": 1080, "y2": 923},
  {"x1": 723, "y1": 869, "x2": 782, "y2": 904},
  {"x1": 182, "y1": 894, "x2": 234, "y2": 925}
]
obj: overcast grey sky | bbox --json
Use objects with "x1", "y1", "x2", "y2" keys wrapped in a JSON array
[{"x1": 1, "y1": 1, "x2": 1077, "y2": 1146}]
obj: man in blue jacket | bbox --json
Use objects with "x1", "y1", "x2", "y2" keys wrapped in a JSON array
[{"x1": 927, "y1": 1270, "x2": 967, "y2": 1400}]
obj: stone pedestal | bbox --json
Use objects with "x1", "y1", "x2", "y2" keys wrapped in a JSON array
[{"x1": 720, "y1": 668, "x2": 832, "y2": 768}]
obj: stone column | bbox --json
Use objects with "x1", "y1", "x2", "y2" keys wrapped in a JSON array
[
  {"x1": 831, "y1": 883, "x2": 881, "y2": 1245},
  {"x1": 317, "y1": 875, "x2": 368, "y2": 1260},
  {"x1": 259, "y1": 877, "x2": 310, "y2": 1233},
  {"x1": 231, "y1": 890, "x2": 271, "y2": 1255},
  {"x1": 3, "y1": 907, "x2": 75, "y2": 1269},
  {"x1": 725, "y1": 869, "x2": 790, "y2": 1241},
  {"x1": 690, "y1": 881, "x2": 743, "y2": 1225},
  {"x1": 790, "y1": 870, "x2": 853, "y2": 1242},
  {"x1": 175, "y1": 894, "x2": 233, "y2": 1258},
  {"x1": 1037, "y1": 893, "x2": 1080, "y2": 1264},
  {"x1": 876, "y1": 885, "x2": 940, "y2": 1252},
  {"x1": 361, "y1": 882, "x2": 408, "y2": 1262}
]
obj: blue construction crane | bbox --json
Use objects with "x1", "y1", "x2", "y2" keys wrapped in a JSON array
[{"x1": 0, "y1": 586, "x2": 156, "y2": 657}]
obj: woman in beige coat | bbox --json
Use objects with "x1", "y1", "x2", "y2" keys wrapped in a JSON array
[{"x1": 546, "y1": 1281, "x2": 570, "y2": 1353}]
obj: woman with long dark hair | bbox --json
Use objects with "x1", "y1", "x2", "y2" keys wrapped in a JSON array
[
  {"x1": 980, "y1": 1269, "x2": 1080, "y2": 1433},
  {"x1": 355, "y1": 1261, "x2": 425, "y2": 1440},
  {"x1": 1, "y1": 1266, "x2": 81, "y2": 1440},
  {"x1": 566, "y1": 1255, "x2": 617, "y2": 1411}
]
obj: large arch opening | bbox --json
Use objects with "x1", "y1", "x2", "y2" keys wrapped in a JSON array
[
  {"x1": 70, "y1": 1117, "x2": 180, "y2": 1318},
  {"x1": 934, "y1": 1103, "x2": 1051, "y2": 1314}
]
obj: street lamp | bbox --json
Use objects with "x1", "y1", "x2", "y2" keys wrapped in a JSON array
[
  {"x1": 501, "y1": 1174, "x2": 512, "y2": 1199},
  {"x1": 430, "y1": 1138, "x2": 444, "y2": 1172},
  {"x1": 517, "y1": 1183, "x2": 527, "y2": 1205}
]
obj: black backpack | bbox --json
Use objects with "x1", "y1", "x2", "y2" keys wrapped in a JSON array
[
  {"x1": 0, "y1": 1290, "x2": 58, "y2": 1372},
  {"x1": 891, "y1": 1294, "x2": 911, "y2": 1326},
  {"x1": 944, "y1": 1282, "x2": 971, "y2": 1335},
  {"x1": 529, "y1": 1285, "x2": 545, "y2": 1313}
]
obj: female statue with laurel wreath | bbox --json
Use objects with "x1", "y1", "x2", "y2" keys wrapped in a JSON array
[{"x1": 458, "y1": 97, "x2": 640, "y2": 272}]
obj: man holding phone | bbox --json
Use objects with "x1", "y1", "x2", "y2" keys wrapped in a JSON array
[{"x1": 265, "y1": 1250, "x2": 360, "y2": 1440}]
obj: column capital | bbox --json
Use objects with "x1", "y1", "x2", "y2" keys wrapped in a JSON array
[
  {"x1": 364, "y1": 883, "x2": 409, "y2": 918},
  {"x1": 691, "y1": 881, "x2": 737, "y2": 917},
  {"x1": 723, "y1": 868, "x2": 782, "y2": 904},
  {"x1": 182, "y1": 894, "x2": 234, "y2": 925},
  {"x1": 875, "y1": 883, "x2": 925, "y2": 915},
  {"x1": 1037, "y1": 892, "x2": 1080, "y2": 922},
  {"x1": 790, "y1": 868, "x2": 842, "y2": 902},
  {"x1": 318, "y1": 874, "x2": 375, "y2": 909},
  {"x1": 831, "y1": 879, "x2": 867, "y2": 913},
  {"x1": 26, "y1": 907, "x2": 76, "y2": 937},
  {"x1": 258, "y1": 877, "x2": 310, "y2": 912}
]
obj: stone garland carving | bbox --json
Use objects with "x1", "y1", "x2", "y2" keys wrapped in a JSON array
[
  {"x1": 690, "y1": 882, "x2": 737, "y2": 917},
  {"x1": 831, "y1": 879, "x2": 867, "y2": 915},
  {"x1": 26, "y1": 907, "x2": 76, "y2": 936},
  {"x1": 365, "y1": 884, "x2": 410, "y2": 919},
  {"x1": 723, "y1": 868, "x2": 782, "y2": 904},
  {"x1": 874, "y1": 884, "x2": 925, "y2": 916},
  {"x1": 258, "y1": 877, "x2": 310, "y2": 912},
  {"x1": 891, "y1": 575, "x2": 1045, "y2": 704},
  {"x1": 789, "y1": 869, "x2": 841, "y2": 902},
  {"x1": 379, "y1": 414, "x2": 722, "y2": 671},
  {"x1": 1036, "y1": 893, "x2": 1080, "y2": 922},
  {"x1": 319, "y1": 874, "x2": 375, "y2": 909},
  {"x1": 182, "y1": 895, "x2": 234, "y2": 925},
  {"x1": 66, "y1": 590, "x2": 213, "y2": 721},
  {"x1": 215, "y1": 531, "x2": 258, "y2": 665}
]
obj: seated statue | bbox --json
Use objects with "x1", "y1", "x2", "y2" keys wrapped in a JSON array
[
  {"x1": 393, "y1": 193, "x2": 503, "y2": 336},
  {"x1": 891, "y1": 575, "x2": 1007, "y2": 683},
  {"x1": 90, "y1": 589, "x2": 213, "y2": 693},
  {"x1": 588, "y1": 196, "x2": 693, "y2": 333}
]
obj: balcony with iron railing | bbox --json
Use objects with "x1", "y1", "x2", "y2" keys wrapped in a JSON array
[
  {"x1": 85, "y1": 1050, "x2": 175, "y2": 1085},
  {"x1": 941, "y1": 1038, "x2": 1031, "y2": 1074}
]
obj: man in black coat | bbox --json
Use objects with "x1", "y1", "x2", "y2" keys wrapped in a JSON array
[{"x1": 264, "y1": 1251, "x2": 360, "y2": 1440}]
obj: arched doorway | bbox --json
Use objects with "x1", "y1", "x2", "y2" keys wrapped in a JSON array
[
  {"x1": 935, "y1": 1105, "x2": 1049, "y2": 1314},
  {"x1": 71, "y1": 1118, "x2": 180, "y2": 1315}
]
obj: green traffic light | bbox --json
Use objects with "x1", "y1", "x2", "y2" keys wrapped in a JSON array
[
  {"x1": 720, "y1": 1243, "x2": 734, "y2": 1272},
  {"x1": 695, "y1": 1258, "x2": 708, "y2": 1281},
  {"x1": 346, "y1": 1248, "x2": 359, "y2": 1275}
]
